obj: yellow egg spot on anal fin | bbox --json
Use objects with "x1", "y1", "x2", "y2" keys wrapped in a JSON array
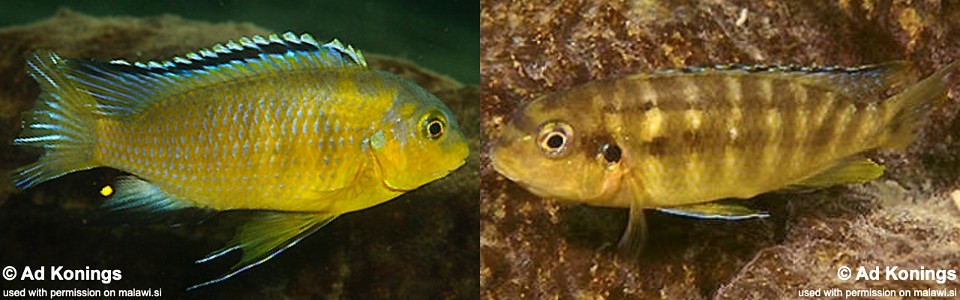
[
  {"x1": 100, "y1": 185, "x2": 114, "y2": 197},
  {"x1": 188, "y1": 211, "x2": 338, "y2": 290},
  {"x1": 656, "y1": 202, "x2": 769, "y2": 220},
  {"x1": 103, "y1": 176, "x2": 197, "y2": 213},
  {"x1": 101, "y1": 176, "x2": 211, "y2": 225},
  {"x1": 787, "y1": 157, "x2": 884, "y2": 190}
]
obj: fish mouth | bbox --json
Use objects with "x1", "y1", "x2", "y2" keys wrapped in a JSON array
[
  {"x1": 490, "y1": 145, "x2": 624, "y2": 204},
  {"x1": 488, "y1": 147, "x2": 552, "y2": 196},
  {"x1": 489, "y1": 146, "x2": 519, "y2": 182}
]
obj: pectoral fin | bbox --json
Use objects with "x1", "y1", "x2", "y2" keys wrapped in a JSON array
[
  {"x1": 617, "y1": 203, "x2": 647, "y2": 258},
  {"x1": 656, "y1": 202, "x2": 769, "y2": 220},
  {"x1": 616, "y1": 180, "x2": 647, "y2": 258},
  {"x1": 188, "y1": 211, "x2": 337, "y2": 290},
  {"x1": 789, "y1": 158, "x2": 884, "y2": 190}
]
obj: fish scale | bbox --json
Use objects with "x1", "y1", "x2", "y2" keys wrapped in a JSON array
[
  {"x1": 622, "y1": 75, "x2": 884, "y2": 206},
  {"x1": 14, "y1": 33, "x2": 468, "y2": 288},
  {"x1": 492, "y1": 60, "x2": 956, "y2": 255}
]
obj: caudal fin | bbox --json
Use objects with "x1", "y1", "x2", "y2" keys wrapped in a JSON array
[
  {"x1": 882, "y1": 61, "x2": 959, "y2": 150},
  {"x1": 13, "y1": 51, "x2": 99, "y2": 188}
]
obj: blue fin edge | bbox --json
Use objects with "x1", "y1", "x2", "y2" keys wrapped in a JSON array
[
  {"x1": 61, "y1": 32, "x2": 366, "y2": 119},
  {"x1": 186, "y1": 212, "x2": 337, "y2": 291},
  {"x1": 107, "y1": 32, "x2": 366, "y2": 74}
]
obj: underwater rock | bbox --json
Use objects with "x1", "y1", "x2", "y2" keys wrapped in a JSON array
[
  {"x1": 953, "y1": 190, "x2": 960, "y2": 212},
  {"x1": 718, "y1": 181, "x2": 960, "y2": 298},
  {"x1": 481, "y1": 0, "x2": 960, "y2": 298},
  {"x1": 0, "y1": 9, "x2": 478, "y2": 299}
]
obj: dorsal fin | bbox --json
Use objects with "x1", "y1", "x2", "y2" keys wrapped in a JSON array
[
  {"x1": 60, "y1": 32, "x2": 367, "y2": 118},
  {"x1": 636, "y1": 61, "x2": 916, "y2": 101}
]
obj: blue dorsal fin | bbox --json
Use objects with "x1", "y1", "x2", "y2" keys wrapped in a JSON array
[
  {"x1": 60, "y1": 32, "x2": 367, "y2": 118},
  {"x1": 639, "y1": 61, "x2": 916, "y2": 101}
]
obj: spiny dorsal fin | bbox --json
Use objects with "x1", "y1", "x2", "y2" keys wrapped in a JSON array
[
  {"x1": 635, "y1": 61, "x2": 916, "y2": 101},
  {"x1": 107, "y1": 32, "x2": 366, "y2": 73},
  {"x1": 60, "y1": 32, "x2": 366, "y2": 119}
]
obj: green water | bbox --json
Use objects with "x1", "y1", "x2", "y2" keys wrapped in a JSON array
[{"x1": 0, "y1": 0, "x2": 479, "y2": 84}]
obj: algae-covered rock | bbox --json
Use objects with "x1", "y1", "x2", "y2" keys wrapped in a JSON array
[
  {"x1": 481, "y1": 0, "x2": 960, "y2": 298},
  {"x1": 0, "y1": 10, "x2": 478, "y2": 299}
]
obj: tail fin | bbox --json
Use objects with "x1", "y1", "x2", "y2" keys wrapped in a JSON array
[
  {"x1": 12, "y1": 51, "x2": 100, "y2": 188},
  {"x1": 882, "y1": 61, "x2": 958, "y2": 150}
]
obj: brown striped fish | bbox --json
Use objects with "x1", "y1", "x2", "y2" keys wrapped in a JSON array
[{"x1": 490, "y1": 61, "x2": 957, "y2": 255}]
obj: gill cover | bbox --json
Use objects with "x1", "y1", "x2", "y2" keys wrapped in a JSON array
[{"x1": 370, "y1": 76, "x2": 469, "y2": 191}]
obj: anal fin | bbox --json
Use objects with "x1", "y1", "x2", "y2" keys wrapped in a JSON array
[
  {"x1": 188, "y1": 211, "x2": 337, "y2": 290},
  {"x1": 789, "y1": 158, "x2": 884, "y2": 190},
  {"x1": 100, "y1": 176, "x2": 211, "y2": 225},
  {"x1": 656, "y1": 202, "x2": 769, "y2": 220}
]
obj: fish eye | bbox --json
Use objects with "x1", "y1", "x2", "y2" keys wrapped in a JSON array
[
  {"x1": 600, "y1": 143, "x2": 622, "y2": 164},
  {"x1": 422, "y1": 114, "x2": 445, "y2": 140},
  {"x1": 537, "y1": 121, "x2": 574, "y2": 158}
]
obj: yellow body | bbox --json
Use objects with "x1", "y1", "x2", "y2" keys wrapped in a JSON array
[
  {"x1": 492, "y1": 61, "x2": 956, "y2": 254},
  {"x1": 96, "y1": 70, "x2": 406, "y2": 213},
  {"x1": 14, "y1": 33, "x2": 469, "y2": 288}
]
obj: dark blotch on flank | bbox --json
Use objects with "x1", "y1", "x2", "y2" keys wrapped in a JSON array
[
  {"x1": 646, "y1": 136, "x2": 670, "y2": 157},
  {"x1": 681, "y1": 130, "x2": 703, "y2": 148},
  {"x1": 602, "y1": 101, "x2": 654, "y2": 114},
  {"x1": 853, "y1": 101, "x2": 870, "y2": 110}
]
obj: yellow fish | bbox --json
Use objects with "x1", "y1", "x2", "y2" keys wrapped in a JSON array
[
  {"x1": 491, "y1": 61, "x2": 956, "y2": 255},
  {"x1": 13, "y1": 32, "x2": 469, "y2": 288}
]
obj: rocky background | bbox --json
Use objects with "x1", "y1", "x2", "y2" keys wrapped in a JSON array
[
  {"x1": 0, "y1": 11, "x2": 479, "y2": 299},
  {"x1": 481, "y1": 0, "x2": 960, "y2": 299}
]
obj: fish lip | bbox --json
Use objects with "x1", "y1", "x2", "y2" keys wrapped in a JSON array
[
  {"x1": 489, "y1": 147, "x2": 519, "y2": 182},
  {"x1": 451, "y1": 157, "x2": 468, "y2": 171},
  {"x1": 489, "y1": 149, "x2": 553, "y2": 196},
  {"x1": 491, "y1": 146, "x2": 622, "y2": 204}
]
